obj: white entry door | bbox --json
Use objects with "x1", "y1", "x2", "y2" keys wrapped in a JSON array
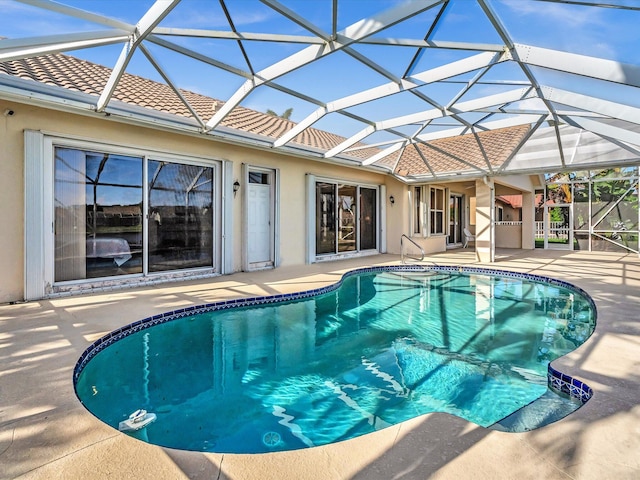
[{"x1": 246, "y1": 169, "x2": 274, "y2": 268}]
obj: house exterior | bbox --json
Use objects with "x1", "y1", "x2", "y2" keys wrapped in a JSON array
[
  {"x1": 0, "y1": 53, "x2": 538, "y2": 303},
  {"x1": 1, "y1": 52, "x2": 637, "y2": 303}
]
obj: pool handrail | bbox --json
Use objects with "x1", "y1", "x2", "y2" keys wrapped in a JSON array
[{"x1": 401, "y1": 234, "x2": 425, "y2": 264}]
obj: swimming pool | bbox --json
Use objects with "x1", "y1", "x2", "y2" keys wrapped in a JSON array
[{"x1": 74, "y1": 266, "x2": 596, "y2": 453}]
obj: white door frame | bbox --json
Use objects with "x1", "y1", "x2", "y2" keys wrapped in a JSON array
[
  {"x1": 544, "y1": 203, "x2": 573, "y2": 250},
  {"x1": 242, "y1": 164, "x2": 279, "y2": 271},
  {"x1": 448, "y1": 193, "x2": 463, "y2": 245}
]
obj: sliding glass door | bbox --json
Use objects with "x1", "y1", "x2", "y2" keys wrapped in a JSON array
[
  {"x1": 315, "y1": 181, "x2": 378, "y2": 256},
  {"x1": 54, "y1": 146, "x2": 217, "y2": 283}
]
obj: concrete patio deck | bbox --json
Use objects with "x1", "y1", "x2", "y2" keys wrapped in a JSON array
[{"x1": 1, "y1": 249, "x2": 639, "y2": 479}]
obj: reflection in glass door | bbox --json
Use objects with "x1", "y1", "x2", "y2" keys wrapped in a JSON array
[
  {"x1": 148, "y1": 161, "x2": 214, "y2": 272},
  {"x1": 359, "y1": 187, "x2": 377, "y2": 250},
  {"x1": 54, "y1": 148, "x2": 144, "y2": 281},
  {"x1": 449, "y1": 194, "x2": 463, "y2": 245},
  {"x1": 314, "y1": 181, "x2": 378, "y2": 256},
  {"x1": 338, "y1": 185, "x2": 357, "y2": 252},
  {"x1": 52, "y1": 145, "x2": 220, "y2": 288},
  {"x1": 316, "y1": 182, "x2": 336, "y2": 255}
]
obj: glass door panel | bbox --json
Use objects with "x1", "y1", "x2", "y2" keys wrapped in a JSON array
[
  {"x1": 359, "y1": 187, "x2": 376, "y2": 250},
  {"x1": 54, "y1": 148, "x2": 143, "y2": 281},
  {"x1": 148, "y1": 161, "x2": 213, "y2": 272},
  {"x1": 316, "y1": 183, "x2": 336, "y2": 254},
  {"x1": 55, "y1": 148, "x2": 87, "y2": 281},
  {"x1": 535, "y1": 190, "x2": 545, "y2": 248},
  {"x1": 338, "y1": 185, "x2": 357, "y2": 252},
  {"x1": 430, "y1": 188, "x2": 445, "y2": 234},
  {"x1": 449, "y1": 195, "x2": 462, "y2": 244}
]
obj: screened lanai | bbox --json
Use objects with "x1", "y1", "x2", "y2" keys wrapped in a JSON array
[
  {"x1": 3, "y1": 6, "x2": 640, "y2": 478},
  {"x1": 2, "y1": 0, "x2": 640, "y2": 180}
]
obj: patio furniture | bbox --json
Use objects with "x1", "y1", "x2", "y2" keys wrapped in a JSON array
[{"x1": 463, "y1": 228, "x2": 475, "y2": 248}]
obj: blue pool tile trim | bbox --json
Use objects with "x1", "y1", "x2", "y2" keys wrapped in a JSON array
[
  {"x1": 547, "y1": 364, "x2": 593, "y2": 403},
  {"x1": 73, "y1": 264, "x2": 596, "y2": 405}
]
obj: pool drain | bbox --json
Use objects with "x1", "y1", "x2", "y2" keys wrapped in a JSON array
[{"x1": 262, "y1": 431, "x2": 281, "y2": 447}]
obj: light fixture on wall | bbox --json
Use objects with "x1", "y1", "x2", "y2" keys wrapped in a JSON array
[
  {"x1": 389, "y1": 195, "x2": 395, "y2": 205},
  {"x1": 233, "y1": 180, "x2": 240, "y2": 197}
]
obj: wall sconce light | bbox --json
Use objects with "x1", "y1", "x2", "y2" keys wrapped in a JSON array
[
  {"x1": 389, "y1": 195, "x2": 395, "y2": 205},
  {"x1": 233, "y1": 180, "x2": 240, "y2": 197}
]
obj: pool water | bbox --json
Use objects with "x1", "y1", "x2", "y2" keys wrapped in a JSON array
[{"x1": 74, "y1": 268, "x2": 596, "y2": 453}]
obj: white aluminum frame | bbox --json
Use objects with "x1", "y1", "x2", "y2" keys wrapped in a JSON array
[{"x1": 4, "y1": 0, "x2": 640, "y2": 193}]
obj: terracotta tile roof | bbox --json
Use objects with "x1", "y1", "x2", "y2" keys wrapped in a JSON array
[
  {"x1": 0, "y1": 53, "x2": 377, "y2": 161},
  {"x1": 0, "y1": 52, "x2": 531, "y2": 174},
  {"x1": 390, "y1": 124, "x2": 531, "y2": 177},
  {"x1": 496, "y1": 194, "x2": 523, "y2": 208},
  {"x1": 0, "y1": 53, "x2": 216, "y2": 116}
]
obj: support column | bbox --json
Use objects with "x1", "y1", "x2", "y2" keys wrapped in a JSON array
[
  {"x1": 475, "y1": 178, "x2": 494, "y2": 263},
  {"x1": 521, "y1": 191, "x2": 535, "y2": 249}
]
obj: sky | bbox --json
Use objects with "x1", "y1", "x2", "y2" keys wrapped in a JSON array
[{"x1": 1, "y1": 0, "x2": 639, "y2": 140}]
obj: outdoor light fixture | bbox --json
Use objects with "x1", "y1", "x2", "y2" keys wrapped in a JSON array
[
  {"x1": 389, "y1": 195, "x2": 395, "y2": 205},
  {"x1": 233, "y1": 180, "x2": 240, "y2": 197}
]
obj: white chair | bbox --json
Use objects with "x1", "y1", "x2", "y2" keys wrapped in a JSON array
[{"x1": 463, "y1": 228, "x2": 475, "y2": 248}]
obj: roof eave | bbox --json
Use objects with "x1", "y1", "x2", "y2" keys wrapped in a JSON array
[{"x1": 0, "y1": 75, "x2": 391, "y2": 174}]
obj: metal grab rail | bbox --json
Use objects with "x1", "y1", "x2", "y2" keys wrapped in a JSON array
[{"x1": 401, "y1": 234, "x2": 425, "y2": 264}]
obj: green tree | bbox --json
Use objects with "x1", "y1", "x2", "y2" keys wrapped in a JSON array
[
  {"x1": 549, "y1": 207, "x2": 565, "y2": 223},
  {"x1": 266, "y1": 108, "x2": 293, "y2": 120}
]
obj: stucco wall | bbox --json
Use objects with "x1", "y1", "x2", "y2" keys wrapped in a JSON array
[
  {"x1": 521, "y1": 192, "x2": 535, "y2": 249},
  {"x1": 496, "y1": 175, "x2": 535, "y2": 193},
  {"x1": 495, "y1": 225, "x2": 522, "y2": 248},
  {"x1": 475, "y1": 178, "x2": 494, "y2": 262},
  {"x1": 0, "y1": 99, "x2": 389, "y2": 302},
  {"x1": 382, "y1": 178, "x2": 407, "y2": 254},
  {"x1": 0, "y1": 101, "x2": 24, "y2": 303},
  {"x1": 407, "y1": 236, "x2": 447, "y2": 255}
]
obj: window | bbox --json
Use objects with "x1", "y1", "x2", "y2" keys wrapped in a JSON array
[
  {"x1": 430, "y1": 187, "x2": 445, "y2": 235},
  {"x1": 315, "y1": 181, "x2": 378, "y2": 256},
  {"x1": 53, "y1": 146, "x2": 217, "y2": 283},
  {"x1": 411, "y1": 185, "x2": 447, "y2": 236},
  {"x1": 249, "y1": 171, "x2": 269, "y2": 184}
]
